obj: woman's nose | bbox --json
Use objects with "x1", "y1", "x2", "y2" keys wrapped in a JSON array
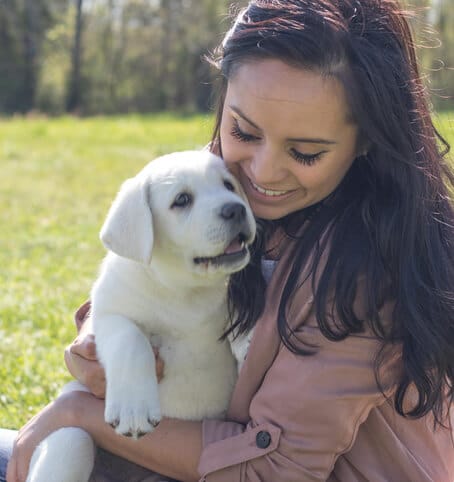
[{"x1": 249, "y1": 145, "x2": 285, "y2": 184}]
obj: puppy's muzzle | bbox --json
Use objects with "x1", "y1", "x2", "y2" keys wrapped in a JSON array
[{"x1": 193, "y1": 201, "x2": 254, "y2": 270}]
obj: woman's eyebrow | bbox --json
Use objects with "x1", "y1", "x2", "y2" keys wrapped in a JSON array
[
  {"x1": 230, "y1": 105, "x2": 261, "y2": 130},
  {"x1": 288, "y1": 136, "x2": 337, "y2": 145},
  {"x1": 230, "y1": 105, "x2": 337, "y2": 145}
]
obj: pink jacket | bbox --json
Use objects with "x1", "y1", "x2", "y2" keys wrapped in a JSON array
[{"x1": 197, "y1": 231, "x2": 454, "y2": 482}]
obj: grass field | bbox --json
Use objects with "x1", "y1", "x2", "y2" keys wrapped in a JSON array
[{"x1": 0, "y1": 112, "x2": 453, "y2": 429}]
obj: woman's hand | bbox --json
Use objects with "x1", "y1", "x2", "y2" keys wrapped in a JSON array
[
  {"x1": 65, "y1": 332, "x2": 165, "y2": 399},
  {"x1": 64, "y1": 333, "x2": 107, "y2": 398},
  {"x1": 6, "y1": 393, "x2": 76, "y2": 482}
]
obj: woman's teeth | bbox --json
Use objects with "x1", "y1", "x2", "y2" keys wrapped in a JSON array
[{"x1": 251, "y1": 180, "x2": 291, "y2": 197}]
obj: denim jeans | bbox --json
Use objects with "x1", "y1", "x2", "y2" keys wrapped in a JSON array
[
  {"x1": 0, "y1": 429, "x2": 15, "y2": 482},
  {"x1": 0, "y1": 428, "x2": 178, "y2": 482}
]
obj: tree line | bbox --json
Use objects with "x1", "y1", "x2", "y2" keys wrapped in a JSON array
[{"x1": 0, "y1": 0, "x2": 452, "y2": 116}]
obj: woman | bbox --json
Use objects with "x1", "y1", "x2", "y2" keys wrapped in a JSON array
[{"x1": 3, "y1": 0, "x2": 454, "y2": 481}]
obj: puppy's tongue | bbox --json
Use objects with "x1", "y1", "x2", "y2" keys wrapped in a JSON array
[{"x1": 224, "y1": 238, "x2": 243, "y2": 254}]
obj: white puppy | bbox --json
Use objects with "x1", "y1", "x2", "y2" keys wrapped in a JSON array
[{"x1": 27, "y1": 151, "x2": 256, "y2": 482}]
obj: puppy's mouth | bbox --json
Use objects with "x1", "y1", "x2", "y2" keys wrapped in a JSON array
[{"x1": 193, "y1": 233, "x2": 249, "y2": 267}]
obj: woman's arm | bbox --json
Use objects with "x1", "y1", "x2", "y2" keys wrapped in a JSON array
[
  {"x1": 196, "y1": 323, "x2": 394, "y2": 482},
  {"x1": 7, "y1": 391, "x2": 203, "y2": 482},
  {"x1": 72, "y1": 392, "x2": 203, "y2": 482}
]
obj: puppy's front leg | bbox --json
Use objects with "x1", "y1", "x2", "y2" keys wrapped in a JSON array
[{"x1": 94, "y1": 314, "x2": 161, "y2": 438}]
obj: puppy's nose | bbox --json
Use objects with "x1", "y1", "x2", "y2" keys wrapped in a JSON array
[{"x1": 220, "y1": 202, "x2": 246, "y2": 221}]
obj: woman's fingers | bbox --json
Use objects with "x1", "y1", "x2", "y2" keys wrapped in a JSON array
[
  {"x1": 65, "y1": 339, "x2": 106, "y2": 399},
  {"x1": 7, "y1": 436, "x2": 31, "y2": 482},
  {"x1": 71, "y1": 333, "x2": 98, "y2": 360},
  {"x1": 6, "y1": 413, "x2": 47, "y2": 482},
  {"x1": 7, "y1": 427, "x2": 27, "y2": 482},
  {"x1": 5, "y1": 454, "x2": 17, "y2": 482},
  {"x1": 6, "y1": 393, "x2": 79, "y2": 482}
]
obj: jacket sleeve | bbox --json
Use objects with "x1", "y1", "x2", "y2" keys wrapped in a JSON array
[{"x1": 198, "y1": 319, "x2": 397, "y2": 482}]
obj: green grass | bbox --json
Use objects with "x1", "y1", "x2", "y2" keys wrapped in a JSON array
[{"x1": 0, "y1": 112, "x2": 453, "y2": 429}]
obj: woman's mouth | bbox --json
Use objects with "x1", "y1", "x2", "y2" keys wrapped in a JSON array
[{"x1": 249, "y1": 178, "x2": 295, "y2": 198}]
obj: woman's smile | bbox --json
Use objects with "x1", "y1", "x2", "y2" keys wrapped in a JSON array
[{"x1": 248, "y1": 177, "x2": 298, "y2": 198}]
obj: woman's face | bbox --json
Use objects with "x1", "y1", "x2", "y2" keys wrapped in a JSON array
[{"x1": 220, "y1": 59, "x2": 360, "y2": 220}]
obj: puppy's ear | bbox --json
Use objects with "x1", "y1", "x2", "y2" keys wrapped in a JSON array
[{"x1": 100, "y1": 177, "x2": 153, "y2": 264}]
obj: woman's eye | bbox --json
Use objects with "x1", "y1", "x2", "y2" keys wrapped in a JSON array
[
  {"x1": 290, "y1": 148, "x2": 326, "y2": 166},
  {"x1": 230, "y1": 119, "x2": 259, "y2": 143},
  {"x1": 223, "y1": 180, "x2": 235, "y2": 192},
  {"x1": 171, "y1": 192, "x2": 192, "y2": 208}
]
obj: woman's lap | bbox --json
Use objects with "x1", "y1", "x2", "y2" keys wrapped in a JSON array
[{"x1": 0, "y1": 428, "x2": 176, "y2": 482}]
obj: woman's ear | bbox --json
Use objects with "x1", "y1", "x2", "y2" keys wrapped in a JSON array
[{"x1": 100, "y1": 176, "x2": 154, "y2": 264}]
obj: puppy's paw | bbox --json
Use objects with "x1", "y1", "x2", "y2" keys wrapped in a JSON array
[{"x1": 105, "y1": 386, "x2": 161, "y2": 438}]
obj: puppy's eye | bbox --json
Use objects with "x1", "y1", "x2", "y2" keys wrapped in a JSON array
[
  {"x1": 171, "y1": 192, "x2": 192, "y2": 208},
  {"x1": 224, "y1": 180, "x2": 235, "y2": 192}
]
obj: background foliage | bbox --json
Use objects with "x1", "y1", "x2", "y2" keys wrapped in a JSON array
[
  {"x1": 0, "y1": 0, "x2": 245, "y2": 115},
  {"x1": 0, "y1": 0, "x2": 452, "y2": 115}
]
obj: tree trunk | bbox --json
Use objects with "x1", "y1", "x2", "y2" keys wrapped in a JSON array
[
  {"x1": 66, "y1": 0, "x2": 84, "y2": 112},
  {"x1": 22, "y1": 0, "x2": 39, "y2": 112}
]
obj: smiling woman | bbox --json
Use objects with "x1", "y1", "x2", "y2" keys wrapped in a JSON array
[{"x1": 3, "y1": 1, "x2": 454, "y2": 482}]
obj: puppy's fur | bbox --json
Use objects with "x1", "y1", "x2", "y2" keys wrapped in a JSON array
[{"x1": 27, "y1": 151, "x2": 256, "y2": 482}]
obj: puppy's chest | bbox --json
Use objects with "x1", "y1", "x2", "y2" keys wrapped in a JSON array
[{"x1": 131, "y1": 291, "x2": 227, "y2": 339}]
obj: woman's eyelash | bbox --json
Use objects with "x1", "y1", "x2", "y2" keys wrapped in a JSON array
[
  {"x1": 290, "y1": 148, "x2": 325, "y2": 166},
  {"x1": 230, "y1": 120, "x2": 259, "y2": 142},
  {"x1": 230, "y1": 118, "x2": 325, "y2": 166}
]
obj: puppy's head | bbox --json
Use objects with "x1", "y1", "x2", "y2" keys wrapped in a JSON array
[{"x1": 100, "y1": 151, "x2": 256, "y2": 282}]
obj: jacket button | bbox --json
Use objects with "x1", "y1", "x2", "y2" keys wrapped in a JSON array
[{"x1": 256, "y1": 430, "x2": 271, "y2": 448}]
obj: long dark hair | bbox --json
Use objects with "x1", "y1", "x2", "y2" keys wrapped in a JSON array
[{"x1": 213, "y1": 0, "x2": 454, "y2": 427}]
